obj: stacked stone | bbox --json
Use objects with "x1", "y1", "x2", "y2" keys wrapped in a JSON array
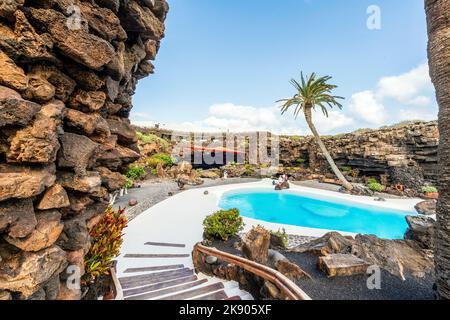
[
  {"x1": 0, "y1": 0, "x2": 168, "y2": 300},
  {"x1": 279, "y1": 121, "x2": 439, "y2": 182}
]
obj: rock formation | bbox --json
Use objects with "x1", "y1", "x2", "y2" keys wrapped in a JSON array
[
  {"x1": 141, "y1": 121, "x2": 439, "y2": 187},
  {"x1": 0, "y1": 0, "x2": 169, "y2": 300},
  {"x1": 279, "y1": 121, "x2": 439, "y2": 184}
]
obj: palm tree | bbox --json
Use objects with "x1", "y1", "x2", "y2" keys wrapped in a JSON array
[
  {"x1": 278, "y1": 72, "x2": 353, "y2": 191},
  {"x1": 425, "y1": 0, "x2": 450, "y2": 300}
]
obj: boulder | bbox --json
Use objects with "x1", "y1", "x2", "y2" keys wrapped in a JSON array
[
  {"x1": 94, "y1": 0, "x2": 120, "y2": 13},
  {"x1": 0, "y1": 49, "x2": 28, "y2": 92},
  {"x1": 0, "y1": 0, "x2": 24, "y2": 21},
  {"x1": 351, "y1": 234, "x2": 433, "y2": 280},
  {"x1": 388, "y1": 165, "x2": 425, "y2": 192},
  {"x1": 96, "y1": 145, "x2": 140, "y2": 170},
  {"x1": 0, "y1": 245, "x2": 67, "y2": 298},
  {"x1": 199, "y1": 169, "x2": 220, "y2": 180},
  {"x1": 28, "y1": 65, "x2": 76, "y2": 102},
  {"x1": 317, "y1": 254, "x2": 371, "y2": 277},
  {"x1": 268, "y1": 249, "x2": 310, "y2": 281},
  {"x1": 55, "y1": 281, "x2": 81, "y2": 300},
  {"x1": 64, "y1": 109, "x2": 111, "y2": 141},
  {"x1": 79, "y1": 1, "x2": 127, "y2": 42},
  {"x1": 28, "y1": 8, "x2": 115, "y2": 70},
  {"x1": 415, "y1": 200, "x2": 437, "y2": 216},
  {"x1": 24, "y1": 73, "x2": 55, "y2": 103},
  {"x1": 295, "y1": 232, "x2": 433, "y2": 280},
  {"x1": 118, "y1": 0, "x2": 165, "y2": 40},
  {"x1": 0, "y1": 290, "x2": 11, "y2": 300},
  {"x1": 275, "y1": 181, "x2": 290, "y2": 190},
  {"x1": 69, "y1": 90, "x2": 107, "y2": 112},
  {"x1": 7, "y1": 100, "x2": 65, "y2": 164},
  {"x1": 63, "y1": 63, "x2": 105, "y2": 91},
  {"x1": 291, "y1": 232, "x2": 354, "y2": 256},
  {"x1": 58, "y1": 133, "x2": 98, "y2": 176},
  {"x1": 96, "y1": 166, "x2": 126, "y2": 191},
  {"x1": 61, "y1": 193, "x2": 94, "y2": 216},
  {"x1": 0, "y1": 164, "x2": 56, "y2": 201},
  {"x1": 4, "y1": 210, "x2": 64, "y2": 252},
  {"x1": 0, "y1": 199, "x2": 37, "y2": 239},
  {"x1": 405, "y1": 215, "x2": 435, "y2": 249},
  {"x1": 106, "y1": 117, "x2": 138, "y2": 144},
  {"x1": 37, "y1": 184, "x2": 70, "y2": 210},
  {"x1": 57, "y1": 171, "x2": 102, "y2": 194},
  {"x1": 0, "y1": 86, "x2": 40, "y2": 127},
  {"x1": 56, "y1": 217, "x2": 90, "y2": 251},
  {"x1": 0, "y1": 10, "x2": 56, "y2": 64},
  {"x1": 242, "y1": 226, "x2": 271, "y2": 265}
]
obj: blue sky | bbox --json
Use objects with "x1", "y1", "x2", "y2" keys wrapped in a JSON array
[{"x1": 131, "y1": 0, "x2": 436, "y2": 134}]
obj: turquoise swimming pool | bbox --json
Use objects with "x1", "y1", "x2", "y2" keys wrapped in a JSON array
[{"x1": 219, "y1": 189, "x2": 415, "y2": 239}]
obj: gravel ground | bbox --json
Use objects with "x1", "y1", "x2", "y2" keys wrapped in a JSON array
[
  {"x1": 113, "y1": 177, "x2": 260, "y2": 220},
  {"x1": 282, "y1": 251, "x2": 435, "y2": 300},
  {"x1": 207, "y1": 237, "x2": 435, "y2": 300}
]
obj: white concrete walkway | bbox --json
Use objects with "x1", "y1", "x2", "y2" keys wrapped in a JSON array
[{"x1": 116, "y1": 179, "x2": 423, "y2": 300}]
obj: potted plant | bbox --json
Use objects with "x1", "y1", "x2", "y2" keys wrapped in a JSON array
[{"x1": 421, "y1": 186, "x2": 439, "y2": 199}]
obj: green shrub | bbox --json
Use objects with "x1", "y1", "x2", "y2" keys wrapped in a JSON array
[
  {"x1": 137, "y1": 132, "x2": 170, "y2": 149},
  {"x1": 124, "y1": 177, "x2": 133, "y2": 189},
  {"x1": 341, "y1": 166, "x2": 352, "y2": 172},
  {"x1": 244, "y1": 164, "x2": 254, "y2": 176},
  {"x1": 367, "y1": 177, "x2": 378, "y2": 185},
  {"x1": 422, "y1": 186, "x2": 438, "y2": 194},
  {"x1": 368, "y1": 182, "x2": 385, "y2": 192},
  {"x1": 147, "y1": 153, "x2": 174, "y2": 168},
  {"x1": 296, "y1": 158, "x2": 306, "y2": 164},
  {"x1": 270, "y1": 228, "x2": 289, "y2": 249},
  {"x1": 126, "y1": 165, "x2": 146, "y2": 180},
  {"x1": 203, "y1": 208, "x2": 244, "y2": 241}
]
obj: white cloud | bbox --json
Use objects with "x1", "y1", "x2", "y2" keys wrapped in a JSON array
[
  {"x1": 132, "y1": 63, "x2": 436, "y2": 134},
  {"x1": 346, "y1": 63, "x2": 437, "y2": 127},
  {"x1": 132, "y1": 103, "x2": 353, "y2": 135},
  {"x1": 347, "y1": 90, "x2": 386, "y2": 125},
  {"x1": 376, "y1": 63, "x2": 433, "y2": 106}
]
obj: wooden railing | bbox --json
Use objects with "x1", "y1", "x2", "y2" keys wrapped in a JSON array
[{"x1": 194, "y1": 244, "x2": 312, "y2": 300}]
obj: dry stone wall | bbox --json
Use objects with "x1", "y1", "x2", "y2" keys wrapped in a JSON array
[{"x1": 0, "y1": 0, "x2": 168, "y2": 300}]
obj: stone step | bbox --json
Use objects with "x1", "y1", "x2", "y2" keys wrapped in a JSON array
[
  {"x1": 145, "y1": 242, "x2": 186, "y2": 248},
  {"x1": 124, "y1": 264, "x2": 185, "y2": 274},
  {"x1": 157, "y1": 282, "x2": 225, "y2": 300},
  {"x1": 125, "y1": 279, "x2": 209, "y2": 300},
  {"x1": 124, "y1": 253, "x2": 190, "y2": 258},
  {"x1": 225, "y1": 296, "x2": 242, "y2": 300},
  {"x1": 190, "y1": 290, "x2": 228, "y2": 300},
  {"x1": 119, "y1": 268, "x2": 194, "y2": 289},
  {"x1": 123, "y1": 275, "x2": 198, "y2": 297}
]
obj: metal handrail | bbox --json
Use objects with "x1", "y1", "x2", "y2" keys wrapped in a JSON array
[{"x1": 194, "y1": 244, "x2": 312, "y2": 300}]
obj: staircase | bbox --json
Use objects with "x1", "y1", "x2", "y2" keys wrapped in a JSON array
[{"x1": 116, "y1": 241, "x2": 253, "y2": 300}]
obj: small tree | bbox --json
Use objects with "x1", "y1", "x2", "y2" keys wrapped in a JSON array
[{"x1": 278, "y1": 72, "x2": 353, "y2": 191}]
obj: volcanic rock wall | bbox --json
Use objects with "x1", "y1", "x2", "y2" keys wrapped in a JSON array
[
  {"x1": 280, "y1": 121, "x2": 439, "y2": 183},
  {"x1": 0, "y1": 0, "x2": 168, "y2": 300}
]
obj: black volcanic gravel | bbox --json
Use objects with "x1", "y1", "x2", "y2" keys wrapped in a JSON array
[
  {"x1": 282, "y1": 251, "x2": 435, "y2": 300},
  {"x1": 206, "y1": 238, "x2": 436, "y2": 300}
]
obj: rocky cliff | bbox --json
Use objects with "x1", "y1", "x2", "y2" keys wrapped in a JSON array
[
  {"x1": 280, "y1": 121, "x2": 439, "y2": 183},
  {"x1": 0, "y1": 0, "x2": 169, "y2": 300}
]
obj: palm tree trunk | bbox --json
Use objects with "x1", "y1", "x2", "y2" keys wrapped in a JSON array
[
  {"x1": 304, "y1": 107, "x2": 353, "y2": 191},
  {"x1": 425, "y1": 0, "x2": 450, "y2": 300}
]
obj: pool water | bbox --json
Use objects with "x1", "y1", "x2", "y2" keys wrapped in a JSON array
[{"x1": 219, "y1": 189, "x2": 415, "y2": 239}]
